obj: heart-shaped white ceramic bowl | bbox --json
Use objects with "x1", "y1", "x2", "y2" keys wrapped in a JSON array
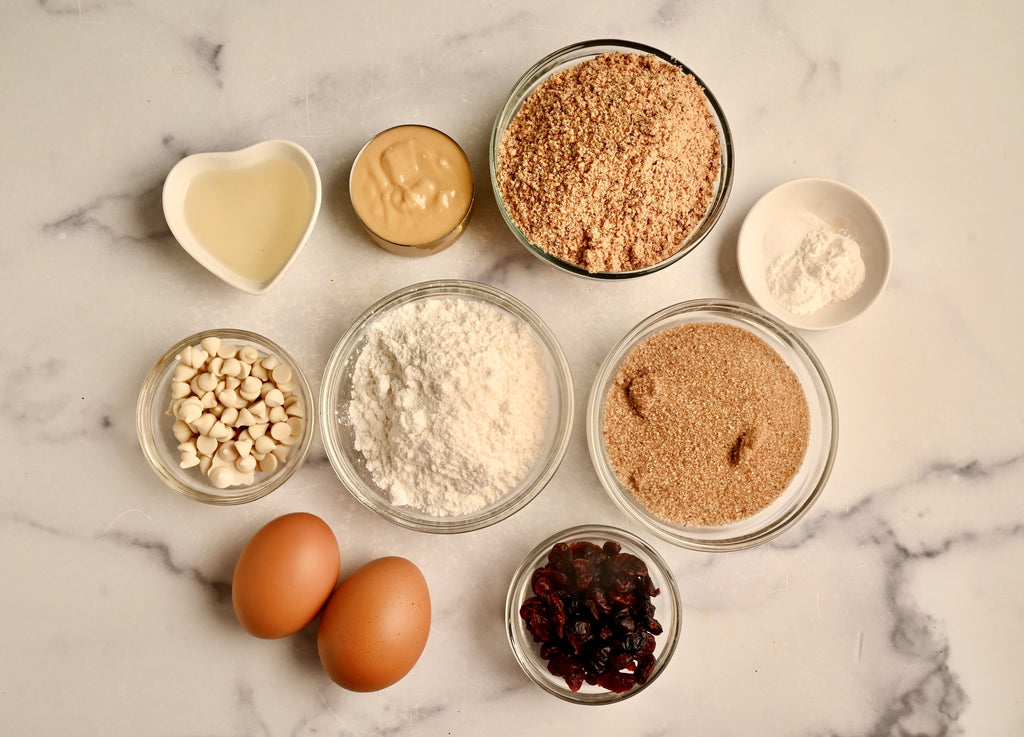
[{"x1": 162, "y1": 140, "x2": 322, "y2": 295}]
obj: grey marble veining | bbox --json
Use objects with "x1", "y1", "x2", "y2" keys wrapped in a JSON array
[{"x1": 2, "y1": 1, "x2": 1022, "y2": 735}]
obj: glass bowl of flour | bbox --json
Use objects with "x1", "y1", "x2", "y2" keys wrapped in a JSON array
[{"x1": 320, "y1": 280, "x2": 575, "y2": 533}]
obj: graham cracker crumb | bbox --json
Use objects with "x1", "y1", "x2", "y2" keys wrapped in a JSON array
[{"x1": 497, "y1": 52, "x2": 722, "y2": 273}]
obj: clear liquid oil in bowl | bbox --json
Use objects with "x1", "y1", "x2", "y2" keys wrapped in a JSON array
[{"x1": 184, "y1": 158, "x2": 311, "y2": 282}]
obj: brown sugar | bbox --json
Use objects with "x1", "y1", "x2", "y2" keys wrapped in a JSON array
[
  {"x1": 602, "y1": 322, "x2": 810, "y2": 527},
  {"x1": 496, "y1": 52, "x2": 722, "y2": 273}
]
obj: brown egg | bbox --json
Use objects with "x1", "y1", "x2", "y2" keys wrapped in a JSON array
[
  {"x1": 317, "y1": 556, "x2": 431, "y2": 691},
  {"x1": 231, "y1": 512, "x2": 340, "y2": 639}
]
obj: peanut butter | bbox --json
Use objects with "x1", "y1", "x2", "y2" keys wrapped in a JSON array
[{"x1": 350, "y1": 125, "x2": 473, "y2": 253}]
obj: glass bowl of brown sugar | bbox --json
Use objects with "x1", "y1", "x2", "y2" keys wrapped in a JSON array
[
  {"x1": 586, "y1": 299, "x2": 838, "y2": 551},
  {"x1": 489, "y1": 39, "x2": 734, "y2": 279}
]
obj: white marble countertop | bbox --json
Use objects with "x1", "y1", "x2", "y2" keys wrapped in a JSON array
[{"x1": 3, "y1": 1, "x2": 1021, "y2": 735}]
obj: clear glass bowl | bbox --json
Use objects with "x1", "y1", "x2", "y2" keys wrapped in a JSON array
[
  {"x1": 136, "y1": 329, "x2": 315, "y2": 505},
  {"x1": 587, "y1": 299, "x2": 839, "y2": 551},
  {"x1": 489, "y1": 39, "x2": 734, "y2": 280},
  {"x1": 319, "y1": 280, "x2": 574, "y2": 533},
  {"x1": 505, "y1": 524, "x2": 682, "y2": 704}
]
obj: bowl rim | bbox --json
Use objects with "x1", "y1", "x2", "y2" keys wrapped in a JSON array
[
  {"x1": 319, "y1": 279, "x2": 575, "y2": 533},
  {"x1": 489, "y1": 38, "x2": 734, "y2": 280},
  {"x1": 586, "y1": 298, "x2": 839, "y2": 551},
  {"x1": 136, "y1": 328, "x2": 316, "y2": 505},
  {"x1": 505, "y1": 523, "x2": 682, "y2": 704}
]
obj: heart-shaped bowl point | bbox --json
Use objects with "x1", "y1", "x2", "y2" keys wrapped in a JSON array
[{"x1": 162, "y1": 140, "x2": 322, "y2": 295}]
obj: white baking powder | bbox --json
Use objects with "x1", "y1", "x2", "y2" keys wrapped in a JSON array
[
  {"x1": 766, "y1": 212, "x2": 866, "y2": 315},
  {"x1": 348, "y1": 297, "x2": 549, "y2": 516}
]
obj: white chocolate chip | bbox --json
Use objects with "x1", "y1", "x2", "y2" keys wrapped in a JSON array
[
  {"x1": 217, "y1": 343, "x2": 238, "y2": 359},
  {"x1": 196, "y1": 372, "x2": 217, "y2": 394},
  {"x1": 239, "y1": 376, "x2": 262, "y2": 401},
  {"x1": 234, "y1": 438, "x2": 253, "y2": 457},
  {"x1": 238, "y1": 345, "x2": 259, "y2": 364},
  {"x1": 254, "y1": 434, "x2": 276, "y2": 455},
  {"x1": 208, "y1": 464, "x2": 236, "y2": 489},
  {"x1": 173, "y1": 363, "x2": 197, "y2": 383},
  {"x1": 264, "y1": 387, "x2": 285, "y2": 408},
  {"x1": 236, "y1": 408, "x2": 256, "y2": 428},
  {"x1": 200, "y1": 336, "x2": 221, "y2": 356},
  {"x1": 177, "y1": 397, "x2": 202, "y2": 424},
  {"x1": 222, "y1": 357, "x2": 242, "y2": 377},
  {"x1": 283, "y1": 417, "x2": 304, "y2": 446},
  {"x1": 196, "y1": 434, "x2": 218, "y2": 457},
  {"x1": 271, "y1": 363, "x2": 292, "y2": 385},
  {"x1": 172, "y1": 420, "x2": 193, "y2": 443},
  {"x1": 187, "y1": 347, "x2": 208, "y2": 369},
  {"x1": 269, "y1": 406, "x2": 288, "y2": 424},
  {"x1": 220, "y1": 407, "x2": 239, "y2": 427},
  {"x1": 270, "y1": 421, "x2": 291, "y2": 442},
  {"x1": 249, "y1": 401, "x2": 268, "y2": 422},
  {"x1": 257, "y1": 454, "x2": 278, "y2": 473},
  {"x1": 248, "y1": 422, "x2": 269, "y2": 440},
  {"x1": 191, "y1": 412, "x2": 216, "y2": 437},
  {"x1": 235, "y1": 455, "x2": 257, "y2": 474},
  {"x1": 209, "y1": 420, "x2": 232, "y2": 441},
  {"x1": 250, "y1": 361, "x2": 269, "y2": 381}
]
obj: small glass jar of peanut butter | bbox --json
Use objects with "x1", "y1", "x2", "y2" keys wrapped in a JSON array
[{"x1": 349, "y1": 124, "x2": 474, "y2": 256}]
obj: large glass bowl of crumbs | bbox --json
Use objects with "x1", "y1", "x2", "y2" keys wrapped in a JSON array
[
  {"x1": 490, "y1": 39, "x2": 734, "y2": 279},
  {"x1": 137, "y1": 328, "x2": 315, "y2": 505},
  {"x1": 319, "y1": 280, "x2": 574, "y2": 533},
  {"x1": 587, "y1": 299, "x2": 838, "y2": 551}
]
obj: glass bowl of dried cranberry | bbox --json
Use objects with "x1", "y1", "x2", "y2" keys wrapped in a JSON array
[{"x1": 506, "y1": 524, "x2": 681, "y2": 704}]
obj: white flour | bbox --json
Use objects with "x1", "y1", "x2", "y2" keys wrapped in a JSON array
[
  {"x1": 348, "y1": 296, "x2": 549, "y2": 516},
  {"x1": 766, "y1": 212, "x2": 866, "y2": 315}
]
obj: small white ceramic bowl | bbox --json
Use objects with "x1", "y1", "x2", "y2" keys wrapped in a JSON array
[
  {"x1": 162, "y1": 140, "x2": 322, "y2": 295},
  {"x1": 737, "y1": 178, "x2": 891, "y2": 330}
]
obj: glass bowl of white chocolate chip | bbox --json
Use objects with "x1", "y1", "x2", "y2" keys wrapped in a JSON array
[{"x1": 137, "y1": 328, "x2": 315, "y2": 504}]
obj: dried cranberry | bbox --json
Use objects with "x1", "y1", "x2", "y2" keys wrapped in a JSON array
[
  {"x1": 519, "y1": 597, "x2": 552, "y2": 642},
  {"x1": 635, "y1": 653, "x2": 657, "y2": 684},
  {"x1": 597, "y1": 670, "x2": 636, "y2": 694},
  {"x1": 567, "y1": 618, "x2": 592, "y2": 654},
  {"x1": 519, "y1": 538, "x2": 665, "y2": 695}
]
